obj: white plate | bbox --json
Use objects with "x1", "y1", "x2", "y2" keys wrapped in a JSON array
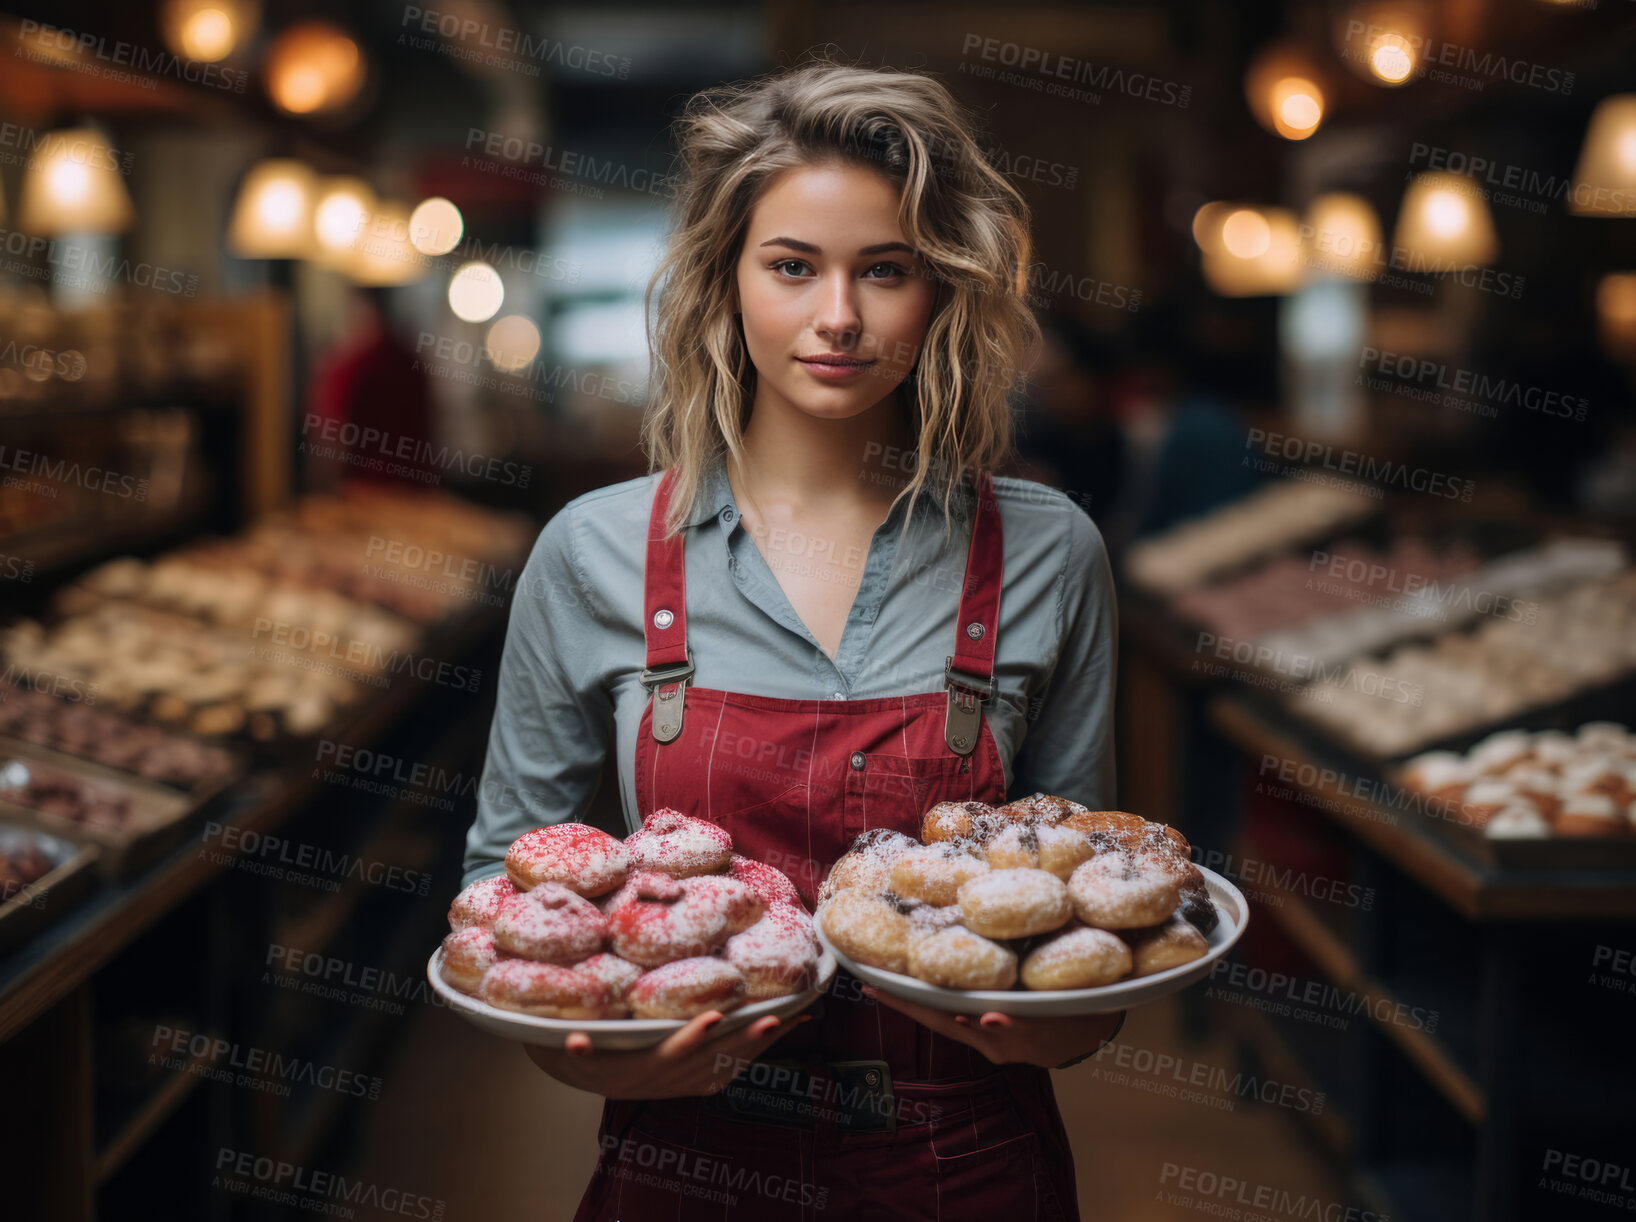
[
  {"x1": 815, "y1": 865, "x2": 1248, "y2": 1016},
  {"x1": 427, "y1": 948, "x2": 838, "y2": 1049}
]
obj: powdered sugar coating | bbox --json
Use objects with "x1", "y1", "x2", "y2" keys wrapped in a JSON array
[
  {"x1": 448, "y1": 874, "x2": 517, "y2": 932},
  {"x1": 956, "y1": 868, "x2": 1074, "y2": 939},
  {"x1": 598, "y1": 869, "x2": 685, "y2": 916},
  {"x1": 1128, "y1": 915, "x2": 1209, "y2": 976},
  {"x1": 491, "y1": 882, "x2": 608, "y2": 963},
  {"x1": 727, "y1": 854, "x2": 804, "y2": 910},
  {"x1": 439, "y1": 925, "x2": 498, "y2": 994},
  {"x1": 1067, "y1": 851, "x2": 1180, "y2": 930},
  {"x1": 906, "y1": 924, "x2": 1017, "y2": 989},
  {"x1": 985, "y1": 822, "x2": 1096, "y2": 880},
  {"x1": 607, "y1": 881, "x2": 731, "y2": 967},
  {"x1": 724, "y1": 904, "x2": 820, "y2": 998},
  {"x1": 479, "y1": 958, "x2": 613, "y2": 1018},
  {"x1": 626, "y1": 809, "x2": 733, "y2": 878},
  {"x1": 922, "y1": 800, "x2": 1004, "y2": 844},
  {"x1": 627, "y1": 956, "x2": 746, "y2": 1019},
  {"x1": 890, "y1": 842, "x2": 991, "y2": 905},
  {"x1": 574, "y1": 952, "x2": 644, "y2": 1002},
  {"x1": 1020, "y1": 925, "x2": 1131, "y2": 990},
  {"x1": 505, "y1": 823, "x2": 630, "y2": 897},
  {"x1": 818, "y1": 890, "x2": 911, "y2": 973},
  {"x1": 681, "y1": 874, "x2": 766, "y2": 934},
  {"x1": 818, "y1": 829, "x2": 917, "y2": 903}
]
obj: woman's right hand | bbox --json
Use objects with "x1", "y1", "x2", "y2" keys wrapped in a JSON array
[{"x1": 523, "y1": 1010, "x2": 808, "y2": 1099}]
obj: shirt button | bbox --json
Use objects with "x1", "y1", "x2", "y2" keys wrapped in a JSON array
[
  {"x1": 832, "y1": 691, "x2": 844, "y2": 700},
  {"x1": 721, "y1": 507, "x2": 735, "y2": 524},
  {"x1": 850, "y1": 751, "x2": 866, "y2": 771}
]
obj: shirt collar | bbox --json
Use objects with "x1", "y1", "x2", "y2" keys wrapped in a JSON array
[{"x1": 680, "y1": 452, "x2": 965, "y2": 530}]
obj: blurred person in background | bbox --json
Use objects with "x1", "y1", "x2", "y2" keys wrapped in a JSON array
[
  {"x1": 1107, "y1": 304, "x2": 1262, "y2": 556},
  {"x1": 1011, "y1": 313, "x2": 1127, "y2": 527},
  {"x1": 304, "y1": 283, "x2": 438, "y2": 491}
]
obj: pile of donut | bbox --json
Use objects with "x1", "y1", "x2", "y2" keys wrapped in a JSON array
[
  {"x1": 438, "y1": 810, "x2": 819, "y2": 1020},
  {"x1": 817, "y1": 794, "x2": 1219, "y2": 992}
]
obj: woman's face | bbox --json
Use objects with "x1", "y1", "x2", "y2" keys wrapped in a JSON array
[{"x1": 733, "y1": 159, "x2": 938, "y2": 422}]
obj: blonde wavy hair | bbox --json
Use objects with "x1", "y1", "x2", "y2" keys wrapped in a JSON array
[{"x1": 640, "y1": 52, "x2": 1042, "y2": 547}]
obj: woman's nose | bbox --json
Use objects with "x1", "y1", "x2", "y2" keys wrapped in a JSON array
[{"x1": 812, "y1": 273, "x2": 862, "y2": 339}]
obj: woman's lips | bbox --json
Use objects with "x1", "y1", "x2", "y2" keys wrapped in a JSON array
[{"x1": 796, "y1": 355, "x2": 875, "y2": 381}]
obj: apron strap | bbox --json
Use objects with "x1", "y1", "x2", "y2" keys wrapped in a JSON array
[
  {"x1": 640, "y1": 465, "x2": 1005, "y2": 752},
  {"x1": 641, "y1": 467, "x2": 693, "y2": 743},
  {"x1": 944, "y1": 468, "x2": 1003, "y2": 756}
]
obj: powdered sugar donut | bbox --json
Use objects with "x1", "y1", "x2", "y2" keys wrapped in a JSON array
[
  {"x1": 492, "y1": 883, "x2": 608, "y2": 963},
  {"x1": 682, "y1": 874, "x2": 766, "y2": 934},
  {"x1": 818, "y1": 828, "x2": 917, "y2": 903},
  {"x1": 1126, "y1": 915, "x2": 1209, "y2": 976},
  {"x1": 957, "y1": 868, "x2": 1073, "y2": 939},
  {"x1": 921, "y1": 800, "x2": 1001, "y2": 844},
  {"x1": 1068, "y1": 851, "x2": 1181, "y2": 930},
  {"x1": 479, "y1": 959, "x2": 612, "y2": 1019},
  {"x1": 727, "y1": 854, "x2": 804, "y2": 909},
  {"x1": 724, "y1": 905, "x2": 819, "y2": 999},
  {"x1": 890, "y1": 841, "x2": 990, "y2": 905},
  {"x1": 439, "y1": 925, "x2": 498, "y2": 994},
  {"x1": 599, "y1": 869, "x2": 685, "y2": 915},
  {"x1": 626, "y1": 809, "x2": 732, "y2": 878},
  {"x1": 606, "y1": 878, "x2": 731, "y2": 967},
  {"x1": 986, "y1": 822, "x2": 1096, "y2": 880},
  {"x1": 906, "y1": 924, "x2": 1017, "y2": 990},
  {"x1": 1020, "y1": 924, "x2": 1132, "y2": 990},
  {"x1": 505, "y1": 823, "x2": 629, "y2": 897},
  {"x1": 574, "y1": 952, "x2": 644, "y2": 1011},
  {"x1": 819, "y1": 890, "x2": 913, "y2": 973},
  {"x1": 1120, "y1": 824, "x2": 1217, "y2": 934},
  {"x1": 993, "y1": 792, "x2": 1089, "y2": 827},
  {"x1": 448, "y1": 874, "x2": 517, "y2": 932},
  {"x1": 627, "y1": 957, "x2": 746, "y2": 1019}
]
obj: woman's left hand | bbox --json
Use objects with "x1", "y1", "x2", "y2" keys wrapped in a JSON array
[{"x1": 861, "y1": 985, "x2": 1122, "y2": 1068}]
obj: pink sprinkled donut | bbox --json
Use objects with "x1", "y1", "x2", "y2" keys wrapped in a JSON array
[
  {"x1": 447, "y1": 874, "x2": 517, "y2": 932},
  {"x1": 724, "y1": 904, "x2": 819, "y2": 999},
  {"x1": 681, "y1": 874, "x2": 766, "y2": 934},
  {"x1": 574, "y1": 952, "x2": 644, "y2": 1009},
  {"x1": 625, "y1": 808, "x2": 732, "y2": 878},
  {"x1": 504, "y1": 823, "x2": 630, "y2": 897},
  {"x1": 439, "y1": 925, "x2": 498, "y2": 994},
  {"x1": 627, "y1": 957, "x2": 747, "y2": 1020},
  {"x1": 726, "y1": 854, "x2": 803, "y2": 910},
  {"x1": 491, "y1": 882, "x2": 608, "y2": 963},
  {"x1": 479, "y1": 959, "x2": 613, "y2": 1019},
  {"x1": 598, "y1": 869, "x2": 685, "y2": 916},
  {"x1": 606, "y1": 879, "x2": 731, "y2": 967}
]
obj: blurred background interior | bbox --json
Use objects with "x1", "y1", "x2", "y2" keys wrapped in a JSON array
[{"x1": 1, "y1": 1, "x2": 1634, "y2": 1219}]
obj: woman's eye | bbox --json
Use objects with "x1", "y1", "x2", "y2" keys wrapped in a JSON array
[
  {"x1": 773, "y1": 259, "x2": 809, "y2": 277},
  {"x1": 865, "y1": 262, "x2": 907, "y2": 280}
]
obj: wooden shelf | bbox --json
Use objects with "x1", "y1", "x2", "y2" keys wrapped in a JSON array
[
  {"x1": 0, "y1": 603, "x2": 500, "y2": 1045},
  {"x1": 1208, "y1": 692, "x2": 1636, "y2": 921},
  {"x1": 1257, "y1": 872, "x2": 1486, "y2": 1126},
  {"x1": 93, "y1": 1038, "x2": 216, "y2": 1184}
]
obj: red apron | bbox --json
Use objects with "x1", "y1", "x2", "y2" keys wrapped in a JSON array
[{"x1": 572, "y1": 466, "x2": 1080, "y2": 1222}]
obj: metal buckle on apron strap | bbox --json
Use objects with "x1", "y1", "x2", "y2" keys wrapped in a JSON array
[
  {"x1": 943, "y1": 657, "x2": 996, "y2": 757},
  {"x1": 709, "y1": 1058, "x2": 897, "y2": 1134},
  {"x1": 640, "y1": 648, "x2": 695, "y2": 743}
]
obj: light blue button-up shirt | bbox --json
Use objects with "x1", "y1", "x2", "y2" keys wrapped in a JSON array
[{"x1": 461, "y1": 455, "x2": 1117, "y2": 887}]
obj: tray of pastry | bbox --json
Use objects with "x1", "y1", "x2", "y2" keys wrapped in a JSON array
[
  {"x1": 813, "y1": 797, "x2": 1250, "y2": 1016},
  {"x1": 430, "y1": 814, "x2": 834, "y2": 1049},
  {"x1": 0, "y1": 822, "x2": 100, "y2": 954},
  {"x1": 0, "y1": 741, "x2": 211, "y2": 878},
  {"x1": 1385, "y1": 721, "x2": 1636, "y2": 869},
  {"x1": 0, "y1": 681, "x2": 246, "y2": 801},
  {"x1": 0, "y1": 603, "x2": 376, "y2": 752}
]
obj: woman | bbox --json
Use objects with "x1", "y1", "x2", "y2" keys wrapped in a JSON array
[{"x1": 461, "y1": 56, "x2": 1122, "y2": 1221}]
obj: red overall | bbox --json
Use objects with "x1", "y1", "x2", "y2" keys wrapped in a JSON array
[{"x1": 572, "y1": 467, "x2": 1080, "y2": 1222}]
